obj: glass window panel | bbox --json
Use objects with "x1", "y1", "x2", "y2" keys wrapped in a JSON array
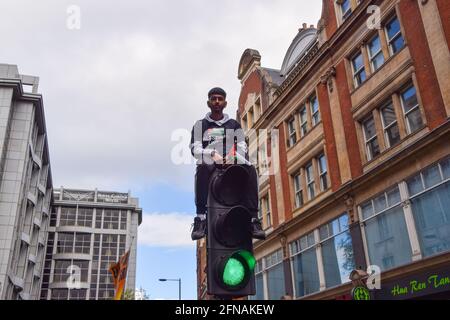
[
  {"x1": 386, "y1": 125, "x2": 400, "y2": 147},
  {"x1": 441, "y1": 158, "x2": 450, "y2": 179},
  {"x1": 361, "y1": 201, "x2": 374, "y2": 220},
  {"x1": 381, "y1": 104, "x2": 396, "y2": 126},
  {"x1": 372, "y1": 52, "x2": 385, "y2": 70},
  {"x1": 364, "y1": 206, "x2": 412, "y2": 271},
  {"x1": 307, "y1": 233, "x2": 315, "y2": 247},
  {"x1": 267, "y1": 263, "x2": 286, "y2": 300},
  {"x1": 292, "y1": 248, "x2": 320, "y2": 297},
  {"x1": 373, "y1": 194, "x2": 387, "y2": 213},
  {"x1": 352, "y1": 53, "x2": 364, "y2": 71},
  {"x1": 339, "y1": 214, "x2": 349, "y2": 232},
  {"x1": 250, "y1": 273, "x2": 265, "y2": 300},
  {"x1": 407, "y1": 174, "x2": 424, "y2": 196},
  {"x1": 363, "y1": 117, "x2": 376, "y2": 139},
  {"x1": 368, "y1": 36, "x2": 382, "y2": 57},
  {"x1": 401, "y1": 86, "x2": 418, "y2": 113},
  {"x1": 320, "y1": 225, "x2": 329, "y2": 241},
  {"x1": 406, "y1": 109, "x2": 423, "y2": 133},
  {"x1": 411, "y1": 182, "x2": 450, "y2": 257},
  {"x1": 391, "y1": 36, "x2": 405, "y2": 53},
  {"x1": 322, "y1": 231, "x2": 355, "y2": 288},
  {"x1": 300, "y1": 236, "x2": 308, "y2": 251},
  {"x1": 387, "y1": 187, "x2": 401, "y2": 207},
  {"x1": 386, "y1": 17, "x2": 401, "y2": 40},
  {"x1": 423, "y1": 165, "x2": 442, "y2": 189}
]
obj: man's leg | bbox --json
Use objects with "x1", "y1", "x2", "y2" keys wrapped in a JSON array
[
  {"x1": 192, "y1": 164, "x2": 213, "y2": 240},
  {"x1": 245, "y1": 165, "x2": 266, "y2": 240}
]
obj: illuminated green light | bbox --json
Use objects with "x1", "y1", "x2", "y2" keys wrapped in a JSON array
[
  {"x1": 222, "y1": 258, "x2": 245, "y2": 287},
  {"x1": 237, "y1": 250, "x2": 256, "y2": 272}
]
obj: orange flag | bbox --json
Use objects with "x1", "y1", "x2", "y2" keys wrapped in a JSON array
[{"x1": 109, "y1": 250, "x2": 130, "y2": 300}]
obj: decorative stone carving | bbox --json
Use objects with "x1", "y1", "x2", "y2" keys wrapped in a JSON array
[{"x1": 320, "y1": 66, "x2": 336, "y2": 92}]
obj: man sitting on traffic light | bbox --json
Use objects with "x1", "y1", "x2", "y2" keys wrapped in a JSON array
[{"x1": 190, "y1": 87, "x2": 266, "y2": 241}]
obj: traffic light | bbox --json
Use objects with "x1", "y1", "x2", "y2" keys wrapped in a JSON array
[{"x1": 206, "y1": 165, "x2": 256, "y2": 298}]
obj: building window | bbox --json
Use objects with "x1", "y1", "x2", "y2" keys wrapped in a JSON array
[
  {"x1": 400, "y1": 85, "x2": 423, "y2": 134},
  {"x1": 317, "y1": 154, "x2": 329, "y2": 191},
  {"x1": 77, "y1": 207, "x2": 93, "y2": 227},
  {"x1": 351, "y1": 52, "x2": 366, "y2": 87},
  {"x1": 362, "y1": 116, "x2": 380, "y2": 161},
  {"x1": 385, "y1": 16, "x2": 405, "y2": 55},
  {"x1": 406, "y1": 158, "x2": 450, "y2": 257},
  {"x1": 51, "y1": 289, "x2": 68, "y2": 300},
  {"x1": 287, "y1": 118, "x2": 297, "y2": 147},
  {"x1": 367, "y1": 34, "x2": 385, "y2": 72},
  {"x1": 264, "y1": 196, "x2": 272, "y2": 228},
  {"x1": 102, "y1": 209, "x2": 120, "y2": 229},
  {"x1": 293, "y1": 173, "x2": 304, "y2": 208},
  {"x1": 265, "y1": 250, "x2": 285, "y2": 300},
  {"x1": 74, "y1": 233, "x2": 91, "y2": 254},
  {"x1": 70, "y1": 289, "x2": 87, "y2": 300},
  {"x1": 59, "y1": 207, "x2": 76, "y2": 226},
  {"x1": 360, "y1": 186, "x2": 412, "y2": 271},
  {"x1": 320, "y1": 214, "x2": 355, "y2": 288},
  {"x1": 299, "y1": 106, "x2": 308, "y2": 137},
  {"x1": 290, "y1": 232, "x2": 320, "y2": 297},
  {"x1": 380, "y1": 102, "x2": 400, "y2": 148},
  {"x1": 249, "y1": 260, "x2": 264, "y2": 300},
  {"x1": 57, "y1": 233, "x2": 74, "y2": 254},
  {"x1": 340, "y1": 0, "x2": 352, "y2": 21},
  {"x1": 310, "y1": 95, "x2": 320, "y2": 127},
  {"x1": 259, "y1": 195, "x2": 272, "y2": 228},
  {"x1": 305, "y1": 162, "x2": 315, "y2": 200}
]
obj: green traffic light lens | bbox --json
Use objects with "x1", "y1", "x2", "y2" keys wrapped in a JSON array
[
  {"x1": 222, "y1": 258, "x2": 245, "y2": 287},
  {"x1": 238, "y1": 250, "x2": 256, "y2": 272}
]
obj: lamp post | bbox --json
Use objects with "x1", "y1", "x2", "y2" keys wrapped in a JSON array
[{"x1": 159, "y1": 278, "x2": 181, "y2": 300}]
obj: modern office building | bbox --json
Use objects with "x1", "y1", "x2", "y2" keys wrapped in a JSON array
[
  {"x1": 0, "y1": 64, "x2": 53, "y2": 300},
  {"x1": 40, "y1": 187, "x2": 142, "y2": 300},
  {"x1": 197, "y1": 0, "x2": 450, "y2": 300}
]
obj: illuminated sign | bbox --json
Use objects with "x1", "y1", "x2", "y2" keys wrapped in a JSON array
[{"x1": 351, "y1": 286, "x2": 371, "y2": 300}]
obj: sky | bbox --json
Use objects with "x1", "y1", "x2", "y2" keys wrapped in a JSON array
[{"x1": 0, "y1": 0, "x2": 322, "y2": 300}]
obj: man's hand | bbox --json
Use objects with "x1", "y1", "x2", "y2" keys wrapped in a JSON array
[{"x1": 211, "y1": 151, "x2": 223, "y2": 163}]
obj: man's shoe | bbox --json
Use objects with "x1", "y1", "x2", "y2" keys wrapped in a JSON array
[
  {"x1": 251, "y1": 219, "x2": 266, "y2": 240},
  {"x1": 191, "y1": 217, "x2": 206, "y2": 240}
]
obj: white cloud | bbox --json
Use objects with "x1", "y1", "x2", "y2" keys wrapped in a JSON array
[
  {"x1": 138, "y1": 213, "x2": 195, "y2": 248},
  {"x1": 0, "y1": 0, "x2": 322, "y2": 193}
]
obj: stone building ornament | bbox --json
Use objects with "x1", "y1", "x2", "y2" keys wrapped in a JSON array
[
  {"x1": 279, "y1": 234, "x2": 288, "y2": 258},
  {"x1": 344, "y1": 194, "x2": 356, "y2": 223},
  {"x1": 320, "y1": 66, "x2": 336, "y2": 92}
]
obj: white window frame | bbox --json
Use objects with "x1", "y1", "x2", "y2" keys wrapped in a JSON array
[
  {"x1": 367, "y1": 34, "x2": 385, "y2": 72},
  {"x1": 340, "y1": 0, "x2": 352, "y2": 21},
  {"x1": 317, "y1": 154, "x2": 328, "y2": 191},
  {"x1": 380, "y1": 102, "x2": 400, "y2": 148},
  {"x1": 310, "y1": 95, "x2": 320, "y2": 127},
  {"x1": 293, "y1": 173, "x2": 303, "y2": 208},
  {"x1": 288, "y1": 118, "x2": 297, "y2": 147},
  {"x1": 305, "y1": 162, "x2": 315, "y2": 200},
  {"x1": 351, "y1": 51, "x2": 366, "y2": 87},
  {"x1": 362, "y1": 116, "x2": 379, "y2": 161},
  {"x1": 400, "y1": 85, "x2": 422, "y2": 134},
  {"x1": 299, "y1": 106, "x2": 308, "y2": 137},
  {"x1": 385, "y1": 16, "x2": 404, "y2": 55}
]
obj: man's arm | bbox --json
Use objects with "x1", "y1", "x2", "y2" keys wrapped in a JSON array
[{"x1": 190, "y1": 120, "x2": 216, "y2": 161}]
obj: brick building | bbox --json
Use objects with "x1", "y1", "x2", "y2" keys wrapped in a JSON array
[{"x1": 198, "y1": 0, "x2": 450, "y2": 300}]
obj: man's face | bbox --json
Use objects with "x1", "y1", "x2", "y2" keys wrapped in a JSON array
[{"x1": 207, "y1": 94, "x2": 227, "y2": 113}]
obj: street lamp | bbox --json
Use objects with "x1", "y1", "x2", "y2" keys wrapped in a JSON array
[{"x1": 159, "y1": 278, "x2": 181, "y2": 300}]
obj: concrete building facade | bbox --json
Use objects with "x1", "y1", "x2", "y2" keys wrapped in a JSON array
[
  {"x1": 0, "y1": 64, "x2": 53, "y2": 300},
  {"x1": 40, "y1": 187, "x2": 142, "y2": 300},
  {"x1": 197, "y1": 0, "x2": 450, "y2": 300}
]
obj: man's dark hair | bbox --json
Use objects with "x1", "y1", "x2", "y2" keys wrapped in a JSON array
[{"x1": 208, "y1": 87, "x2": 226, "y2": 99}]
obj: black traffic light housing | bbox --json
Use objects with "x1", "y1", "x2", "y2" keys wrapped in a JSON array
[{"x1": 206, "y1": 165, "x2": 256, "y2": 298}]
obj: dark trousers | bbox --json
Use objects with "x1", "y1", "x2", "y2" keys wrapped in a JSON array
[{"x1": 194, "y1": 164, "x2": 259, "y2": 219}]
